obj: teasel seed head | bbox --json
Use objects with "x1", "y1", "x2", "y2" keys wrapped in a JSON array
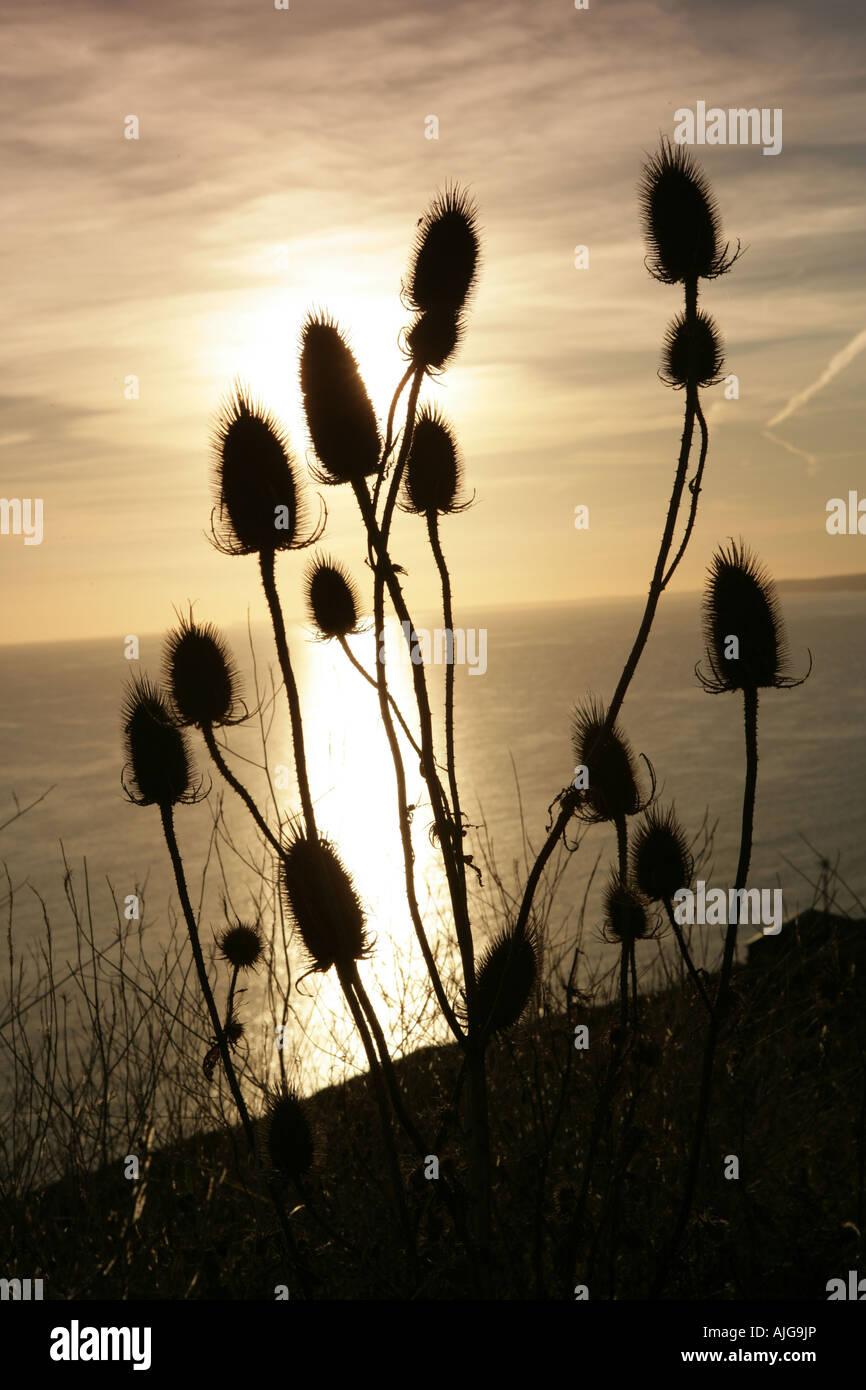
[
  {"x1": 661, "y1": 310, "x2": 725, "y2": 389},
  {"x1": 163, "y1": 615, "x2": 245, "y2": 729},
  {"x1": 639, "y1": 138, "x2": 740, "y2": 284},
  {"x1": 400, "y1": 405, "x2": 472, "y2": 516},
  {"x1": 404, "y1": 305, "x2": 463, "y2": 373},
  {"x1": 571, "y1": 698, "x2": 653, "y2": 824},
  {"x1": 632, "y1": 805, "x2": 693, "y2": 903},
  {"x1": 472, "y1": 923, "x2": 539, "y2": 1038},
  {"x1": 263, "y1": 1084, "x2": 314, "y2": 1179},
  {"x1": 210, "y1": 382, "x2": 324, "y2": 556},
  {"x1": 304, "y1": 553, "x2": 364, "y2": 639},
  {"x1": 279, "y1": 827, "x2": 371, "y2": 974},
  {"x1": 697, "y1": 540, "x2": 811, "y2": 693},
  {"x1": 217, "y1": 921, "x2": 264, "y2": 970},
  {"x1": 602, "y1": 874, "x2": 653, "y2": 944},
  {"x1": 299, "y1": 313, "x2": 381, "y2": 486},
  {"x1": 122, "y1": 675, "x2": 199, "y2": 808},
  {"x1": 407, "y1": 185, "x2": 480, "y2": 315}
]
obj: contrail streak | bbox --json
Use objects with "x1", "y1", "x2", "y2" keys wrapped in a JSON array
[{"x1": 767, "y1": 328, "x2": 866, "y2": 427}]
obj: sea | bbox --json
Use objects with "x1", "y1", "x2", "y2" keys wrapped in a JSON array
[{"x1": 1, "y1": 591, "x2": 864, "y2": 1110}]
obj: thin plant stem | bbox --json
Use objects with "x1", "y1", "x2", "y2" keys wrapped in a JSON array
[
  {"x1": 335, "y1": 962, "x2": 417, "y2": 1273},
  {"x1": 651, "y1": 684, "x2": 760, "y2": 1297},
  {"x1": 515, "y1": 277, "x2": 701, "y2": 944},
  {"x1": 336, "y1": 635, "x2": 423, "y2": 759},
  {"x1": 259, "y1": 548, "x2": 317, "y2": 837},
  {"x1": 159, "y1": 804, "x2": 255, "y2": 1153},
  {"x1": 427, "y1": 511, "x2": 466, "y2": 883},
  {"x1": 202, "y1": 723, "x2": 283, "y2": 855}
]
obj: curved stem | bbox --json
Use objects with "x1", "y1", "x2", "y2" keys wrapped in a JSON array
[
  {"x1": 337, "y1": 636, "x2": 423, "y2": 759},
  {"x1": 202, "y1": 723, "x2": 283, "y2": 855},
  {"x1": 662, "y1": 395, "x2": 708, "y2": 589},
  {"x1": 371, "y1": 363, "x2": 415, "y2": 530},
  {"x1": 516, "y1": 275, "x2": 701, "y2": 957},
  {"x1": 426, "y1": 512, "x2": 466, "y2": 889},
  {"x1": 651, "y1": 685, "x2": 759, "y2": 1297},
  {"x1": 159, "y1": 805, "x2": 255, "y2": 1154},
  {"x1": 259, "y1": 548, "x2": 316, "y2": 837}
]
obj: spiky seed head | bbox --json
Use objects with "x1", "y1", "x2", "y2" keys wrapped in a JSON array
[
  {"x1": 661, "y1": 310, "x2": 725, "y2": 389},
  {"x1": 473, "y1": 925, "x2": 538, "y2": 1037},
  {"x1": 305, "y1": 554, "x2": 362, "y2": 639},
  {"x1": 401, "y1": 406, "x2": 466, "y2": 516},
  {"x1": 571, "y1": 699, "x2": 644, "y2": 823},
  {"x1": 639, "y1": 138, "x2": 738, "y2": 284},
  {"x1": 299, "y1": 314, "x2": 380, "y2": 486},
  {"x1": 603, "y1": 876, "x2": 651, "y2": 944},
  {"x1": 264, "y1": 1085, "x2": 314, "y2": 1179},
  {"x1": 163, "y1": 616, "x2": 243, "y2": 728},
  {"x1": 122, "y1": 675, "x2": 194, "y2": 808},
  {"x1": 405, "y1": 306, "x2": 462, "y2": 372},
  {"x1": 632, "y1": 806, "x2": 693, "y2": 903},
  {"x1": 217, "y1": 921, "x2": 264, "y2": 970},
  {"x1": 211, "y1": 383, "x2": 320, "y2": 555},
  {"x1": 408, "y1": 186, "x2": 480, "y2": 314},
  {"x1": 699, "y1": 540, "x2": 792, "y2": 692},
  {"x1": 280, "y1": 829, "x2": 370, "y2": 974}
]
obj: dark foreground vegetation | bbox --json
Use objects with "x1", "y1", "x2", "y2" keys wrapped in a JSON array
[{"x1": 5, "y1": 909, "x2": 863, "y2": 1301}]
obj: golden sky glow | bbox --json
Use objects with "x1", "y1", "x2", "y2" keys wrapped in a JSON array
[{"x1": 2, "y1": 0, "x2": 865, "y2": 645}]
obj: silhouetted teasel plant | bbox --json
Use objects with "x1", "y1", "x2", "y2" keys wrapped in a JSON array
[
  {"x1": 632, "y1": 805, "x2": 709, "y2": 1011},
  {"x1": 304, "y1": 553, "x2": 421, "y2": 758},
  {"x1": 601, "y1": 875, "x2": 657, "y2": 1033},
  {"x1": 163, "y1": 614, "x2": 282, "y2": 855},
  {"x1": 652, "y1": 540, "x2": 811, "y2": 1296},
  {"x1": 203, "y1": 917, "x2": 265, "y2": 1082},
  {"x1": 512, "y1": 138, "x2": 741, "y2": 980},
  {"x1": 121, "y1": 675, "x2": 256, "y2": 1154},
  {"x1": 211, "y1": 383, "x2": 324, "y2": 836}
]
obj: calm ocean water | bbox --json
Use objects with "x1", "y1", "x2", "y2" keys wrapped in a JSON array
[{"x1": 1, "y1": 591, "x2": 864, "y2": 1097}]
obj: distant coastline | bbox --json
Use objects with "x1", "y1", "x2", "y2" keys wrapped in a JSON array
[{"x1": 775, "y1": 572, "x2": 866, "y2": 593}]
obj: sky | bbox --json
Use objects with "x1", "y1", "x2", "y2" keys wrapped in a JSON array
[{"x1": 1, "y1": 0, "x2": 865, "y2": 645}]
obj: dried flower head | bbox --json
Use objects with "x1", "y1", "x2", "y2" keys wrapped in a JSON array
[
  {"x1": 407, "y1": 185, "x2": 480, "y2": 315},
  {"x1": 632, "y1": 805, "x2": 693, "y2": 903},
  {"x1": 304, "y1": 554, "x2": 364, "y2": 639},
  {"x1": 697, "y1": 540, "x2": 811, "y2": 693},
  {"x1": 164, "y1": 615, "x2": 245, "y2": 728},
  {"x1": 263, "y1": 1084, "x2": 314, "y2": 1179},
  {"x1": 661, "y1": 310, "x2": 725, "y2": 389},
  {"x1": 472, "y1": 924, "x2": 539, "y2": 1037},
  {"x1": 571, "y1": 698, "x2": 653, "y2": 824},
  {"x1": 280, "y1": 828, "x2": 371, "y2": 974},
  {"x1": 299, "y1": 314, "x2": 380, "y2": 485},
  {"x1": 400, "y1": 406, "x2": 471, "y2": 516},
  {"x1": 122, "y1": 675, "x2": 198, "y2": 808},
  {"x1": 602, "y1": 875, "x2": 654, "y2": 944},
  {"x1": 404, "y1": 305, "x2": 463, "y2": 373},
  {"x1": 640, "y1": 138, "x2": 740, "y2": 284},
  {"x1": 210, "y1": 383, "x2": 324, "y2": 556},
  {"x1": 217, "y1": 921, "x2": 264, "y2": 970}
]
